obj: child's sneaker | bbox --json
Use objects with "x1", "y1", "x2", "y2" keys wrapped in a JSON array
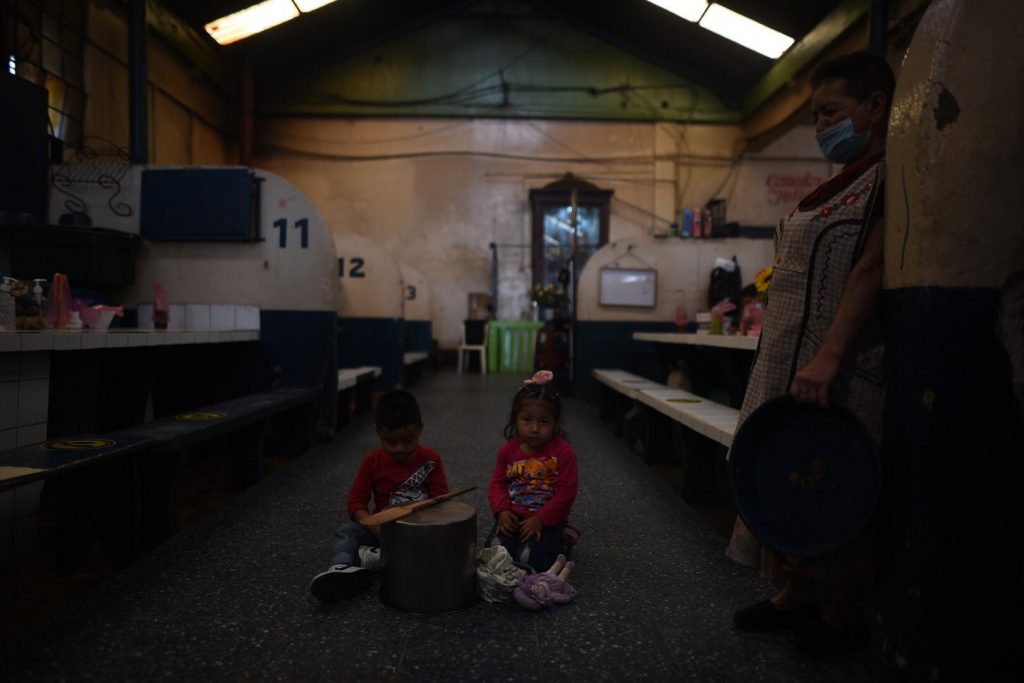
[
  {"x1": 357, "y1": 545, "x2": 383, "y2": 571},
  {"x1": 310, "y1": 564, "x2": 373, "y2": 602}
]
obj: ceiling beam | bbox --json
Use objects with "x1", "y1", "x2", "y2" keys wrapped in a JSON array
[
  {"x1": 143, "y1": 0, "x2": 237, "y2": 93},
  {"x1": 741, "y1": 0, "x2": 869, "y2": 119},
  {"x1": 517, "y1": 0, "x2": 742, "y2": 108},
  {"x1": 251, "y1": 0, "x2": 479, "y2": 88}
]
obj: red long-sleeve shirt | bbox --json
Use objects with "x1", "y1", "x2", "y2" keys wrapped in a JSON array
[
  {"x1": 347, "y1": 446, "x2": 449, "y2": 519},
  {"x1": 487, "y1": 437, "x2": 578, "y2": 527}
]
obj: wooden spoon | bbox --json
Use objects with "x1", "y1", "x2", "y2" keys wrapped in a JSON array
[{"x1": 359, "y1": 486, "x2": 476, "y2": 526}]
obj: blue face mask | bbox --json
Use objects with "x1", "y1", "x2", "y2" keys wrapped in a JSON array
[{"x1": 815, "y1": 101, "x2": 871, "y2": 164}]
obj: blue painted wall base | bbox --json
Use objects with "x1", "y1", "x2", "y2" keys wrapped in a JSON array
[
  {"x1": 261, "y1": 310, "x2": 337, "y2": 435},
  {"x1": 880, "y1": 286, "x2": 1024, "y2": 681},
  {"x1": 337, "y1": 316, "x2": 404, "y2": 391},
  {"x1": 404, "y1": 320, "x2": 432, "y2": 354},
  {"x1": 574, "y1": 320, "x2": 675, "y2": 401}
]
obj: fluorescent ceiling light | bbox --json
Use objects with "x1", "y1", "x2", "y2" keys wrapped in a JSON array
[
  {"x1": 293, "y1": 0, "x2": 338, "y2": 11},
  {"x1": 644, "y1": 0, "x2": 708, "y2": 22},
  {"x1": 205, "y1": 0, "x2": 300, "y2": 45},
  {"x1": 699, "y1": 3, "x2": 794, "y2": 59},
  {"x1": 205, "y1": 0, "x2": 338, "y2": 45}
]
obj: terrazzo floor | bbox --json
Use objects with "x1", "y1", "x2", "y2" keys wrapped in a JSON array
[{"x1": 0, "y1": 371, "x2": 880, "y2": 682}]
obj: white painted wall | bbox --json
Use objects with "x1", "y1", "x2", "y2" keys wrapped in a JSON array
[
  {"x1": 576, "y1": 235, "x2": 774, "y2": 323},
  {"x1": 254, "y1": 117, "x2": 824, "y2": 346}
]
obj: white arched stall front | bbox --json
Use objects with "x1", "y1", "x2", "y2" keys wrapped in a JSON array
[
  {"x1": 333, "y1": 233, "x2": 405, "y2": 390},
  {"x1": 46, "y1": 165, "x2": 339, "y2": 430}
]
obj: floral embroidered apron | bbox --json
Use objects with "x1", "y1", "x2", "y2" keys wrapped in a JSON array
[{"x1": 726, "y1": 157, "x2": 886, "y2": 574}]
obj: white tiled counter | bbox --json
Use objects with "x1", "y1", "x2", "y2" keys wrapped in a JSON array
[
  {"x1": 0, "y1": 329, "x2": 260, "y2": 451},
  {"x1": 0, "y1": 327, "x2": 261, "y2": 568},
  {"x1": 0, "y1": 329, "x2": 260, "y2": 353}
]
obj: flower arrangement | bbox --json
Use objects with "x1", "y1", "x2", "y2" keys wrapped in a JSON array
[
  {"x1": 529, "y1": 283, "x2": 566, "y2": 308},
  {"x1": 754, "y1": 266, "x2": 773, "y2": 294}
]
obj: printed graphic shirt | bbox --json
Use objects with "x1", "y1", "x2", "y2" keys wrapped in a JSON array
[
  {"x1": 347, "y1": 446, "x2": 449, "y2": 518},
  {"x1": 487, "y1": 437, "x2": 578, "y2": 527}
]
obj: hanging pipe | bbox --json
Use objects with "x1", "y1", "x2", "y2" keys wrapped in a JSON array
[{"x1": 128, "y1": 0, "x2": 147, "y2": 164}]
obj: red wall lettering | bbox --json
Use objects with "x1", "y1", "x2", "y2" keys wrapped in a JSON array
[{"x1": 765, "y1": 173, "x2": 823, "y2": 206}]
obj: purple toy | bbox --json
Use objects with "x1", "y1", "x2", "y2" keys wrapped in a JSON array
[{"x1": 513, "y1": 554, "x2": 576, "y2": 611}]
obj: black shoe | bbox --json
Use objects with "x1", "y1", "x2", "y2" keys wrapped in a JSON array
[
  {"x1": 733, "y1": 599, "x2": 819, "y2": 632},
  {"x1": 791, "y1": 618, "x2": 869, "y2": 656},
  {"x1": 310, "y1": 564, "x2": 373, "y2": 602}
]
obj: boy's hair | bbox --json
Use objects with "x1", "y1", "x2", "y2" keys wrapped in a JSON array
[
  {"x1": 375, "y1": 389, "x2": 422, "y2": 430},
  {"x1": 741, "y1": 284, "x2": 759, "y2": 299},
  {"x1": 810, "y1": 51, "x2": 896, "y2": 112},
  {"x1": 503, "y1": 383, "x2": 567, "y2": 441}
]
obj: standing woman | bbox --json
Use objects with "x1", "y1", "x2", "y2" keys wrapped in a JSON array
[{"x1": 726, "y1": 51, "x2": 895, "y2": 655}]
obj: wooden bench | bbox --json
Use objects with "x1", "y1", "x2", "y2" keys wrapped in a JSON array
[
  {"x1": 636, "y1": 387, "x2": 739, "y2": 448},
  {"x1": 402, "y1": 350, "x2": 430, "y2": 387},
  {"x1": 337, "y1": 366, "x2": 381, "y2": 426},
  {"x1": 592, "y1": 368, "x2": 665, "y2": 437},
  {"x1": 593, "y1": 368, "x2": 739, "y2": 502},
  {"x1": 0, "y1": 387, "x2": 320, "y2": 572}
]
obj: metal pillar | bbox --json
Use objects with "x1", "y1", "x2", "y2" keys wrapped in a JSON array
[{"x1": 128, "y1": 0, "x2": 148, "y2": 164}]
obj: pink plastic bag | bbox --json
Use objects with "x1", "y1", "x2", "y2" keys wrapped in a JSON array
[
  {"x1": 709, "y1": 297, "x2": 737, "y2": 320},
  {"x1": 75, "y1": 300, "x2": 124, "y2": 330}
]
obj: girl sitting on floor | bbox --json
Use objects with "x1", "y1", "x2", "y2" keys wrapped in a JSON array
[{"x1": 486, "y1": 371, "x2": 580, "y2": 573}]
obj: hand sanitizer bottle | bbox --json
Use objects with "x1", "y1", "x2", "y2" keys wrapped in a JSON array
[{"x1": 31, "y1": 279, "x2": 46, "y2": 316}]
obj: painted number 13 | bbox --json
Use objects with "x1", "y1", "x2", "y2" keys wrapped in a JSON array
[{"x1": 273, "y1": 218, "x2": 308, "y2": 248}]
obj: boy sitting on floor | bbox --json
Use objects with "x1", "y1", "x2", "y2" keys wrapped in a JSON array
[{"x1": 310, "y1": 389, "x2": 449, "y2": 602}]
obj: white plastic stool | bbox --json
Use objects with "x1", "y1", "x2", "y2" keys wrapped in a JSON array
[{"x1": 457, "y1": 321, "x2": 487, "y2": 374}]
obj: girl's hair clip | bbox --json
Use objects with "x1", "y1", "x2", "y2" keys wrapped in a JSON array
[{"x1": 522, "y1": 370, "x2": 554, "y2": 386}]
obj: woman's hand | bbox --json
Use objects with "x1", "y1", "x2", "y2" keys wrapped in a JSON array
[
  {"x1": 790, "y1": 348, "x2": 842, "y2": 407},
  {"x1": 518, "y1": 515, "x2": 544, "y2": 542},
  {"x1": 497, "y1": 510, "x2": 520, "y2": 536},
  {"x1": 791, "y1": 216, "x2": 883, "y2": 408}
]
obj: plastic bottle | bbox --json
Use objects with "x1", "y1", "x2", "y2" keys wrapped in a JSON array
[
  {"x1": 0, "y1": 277, "x2": 15, "y2": 331},
  {"x1": 682, "y1": 209, "x2": 693, "y2": 237},
  {"x1": 31, "y1": 279, "x2": 46, "y2": 316},
  {"x1": 702, "y1": 208, "x2": 714, "y2": 238}
]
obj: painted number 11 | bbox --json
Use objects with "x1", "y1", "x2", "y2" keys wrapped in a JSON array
[{"x1": 273, "y1": 218, "x2": 308, "y2": 248}]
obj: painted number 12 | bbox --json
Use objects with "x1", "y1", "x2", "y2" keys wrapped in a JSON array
[
  {"x1": 273, "y1": 218, "x2": 308, "y2": 248},
  {"x1": 338, "y1": 258, "x2": 366, "y2": 278}
]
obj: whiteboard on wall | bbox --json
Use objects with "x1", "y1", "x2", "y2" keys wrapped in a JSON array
[{"x1": 599, "y1": 268, "x2": 657, "y2": 308}]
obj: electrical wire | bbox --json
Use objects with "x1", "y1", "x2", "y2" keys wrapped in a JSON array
[
  {"x1": 286, "y1": 72, "x2": 718, "y2": 112},
  {"x1": 293, "y1": 22, "x2": 561, "y2": 109},
  {"x1": 257, "y1": 120, "x2": 471, "y2": 146},
  {"x1": 611, "y1": 196, "x2": 674, "y2": 227},
  {"x1": 255, "y1": 142, "x2": 661, "y2": 164},
  {"x1": 521, "y1": 121, "x2": 626, "y2": 175}
]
